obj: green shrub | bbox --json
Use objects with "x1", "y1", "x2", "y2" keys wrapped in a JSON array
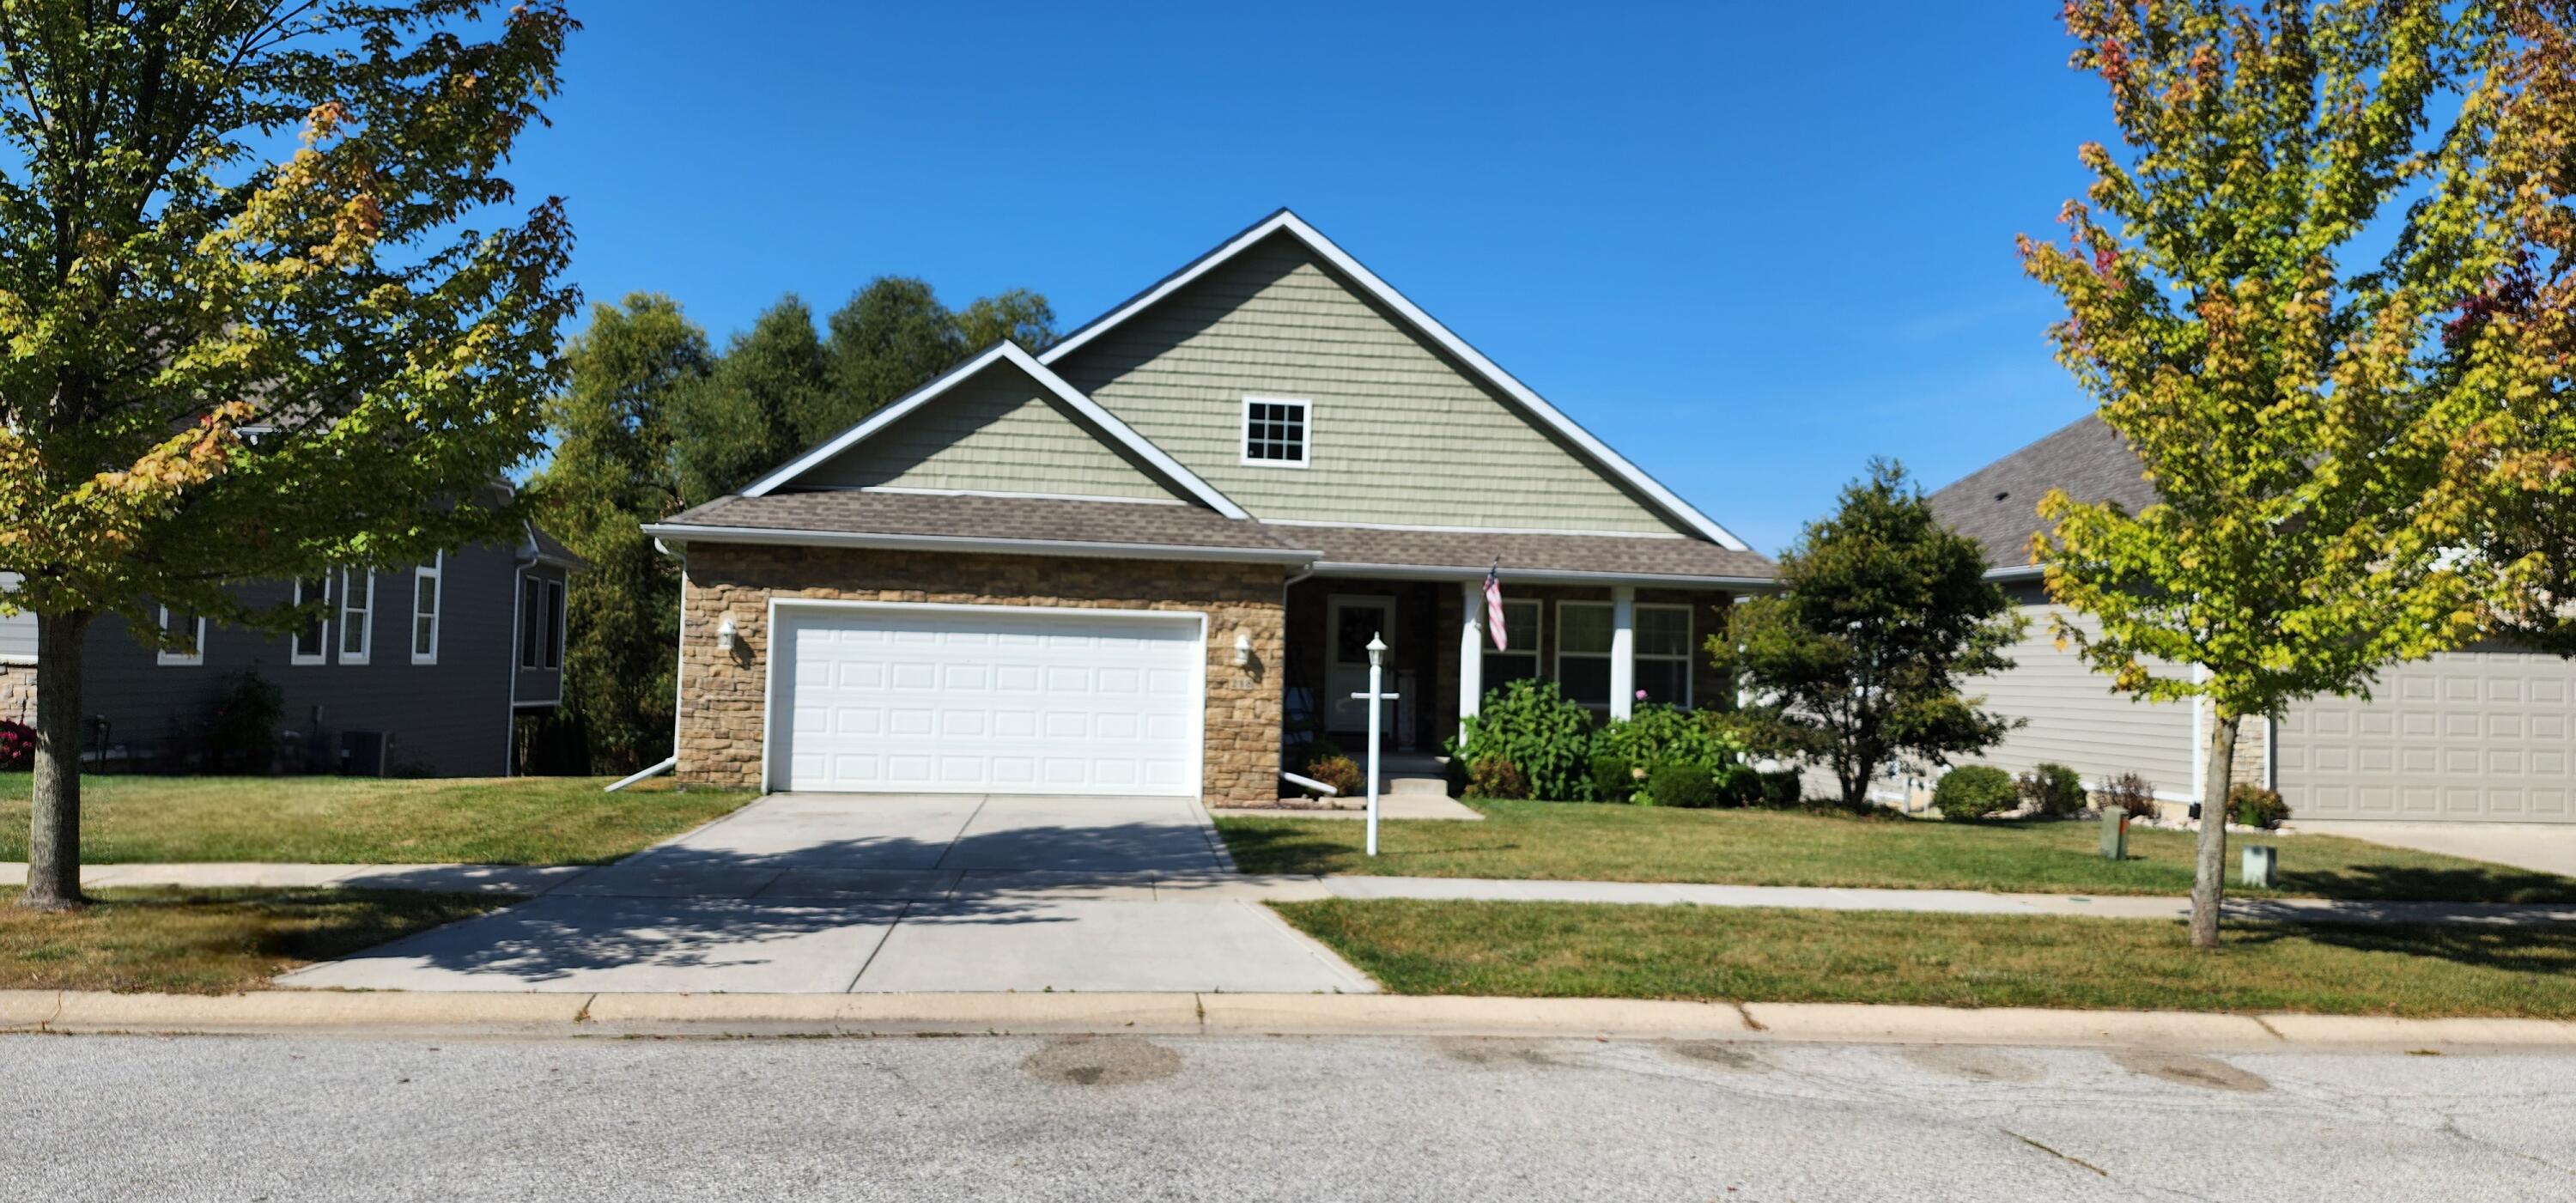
[
  {"x1": 1646, "y1": 763, "x2": 1719, "y2": 809},
  {"x1": 1589, "y1": 754, "x2": 1637, "y2": 804},
  {"x1": 203, "y1": 667, "x2": 283, "y2": 775},
  {"x1": 1465, "y1": 756, "x2": 1530, "y2": 800},
  {"x1": 0, "y1": 719, "x2": 30, "y2": 771},
  {"x1": 1934, "y1": 765, "x2": 2016, "y2": 819},
  {"x1": 1300, "y1": 754, "x2": 1364, "y2": 799},
  {"x1": 2096, "y1": 773, "x2": 2160, "y2": 819},
  {"x1": 1454, "y1": 679, "x2": 1595, "y2": 800},
  {"x1": 1754, "y1": 769, "x2": 1802, "y2": 808},
  {"x1": 2015, "y1": 762, "x2": 2087, "y2": 817},
  {"x1": 2230, "y1": 783, "x2": 2291, "y2": 829}
]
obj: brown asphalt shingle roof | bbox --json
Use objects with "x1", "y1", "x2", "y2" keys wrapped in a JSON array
[
  {"x1": 1280, "y1": 523, "x2": 1777, "y2": 580},
  {"x1": 1926, "y1": 413, "x2": 2157, "y2": 568},
  {"x1": 655, "y1": 490, "x2": 1777, "y2": 580},
  {"x1": 660, "y1": 491, "x2": 1303, "y2": 555}
]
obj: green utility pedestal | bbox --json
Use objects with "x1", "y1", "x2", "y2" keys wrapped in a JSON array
[{"x1": 2100, "y1": 811, "x2": 2129, "y2": 860}]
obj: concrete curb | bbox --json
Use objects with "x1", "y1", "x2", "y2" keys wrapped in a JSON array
[{"x1": 7, "y1": 989, "x2": 2576, "y2": 1050}]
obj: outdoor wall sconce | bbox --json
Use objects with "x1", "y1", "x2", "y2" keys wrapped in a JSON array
[
  {"x1": 716, "y1": 617, "x2": 738, "y2": 653},
  {"x1": 1232, "y1": 629, "x2": 1254, "y2": 666}
]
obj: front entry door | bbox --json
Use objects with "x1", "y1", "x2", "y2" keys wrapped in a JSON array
[{"x1": 1325, "y1": 595, "x2": 1396, "y2": 736}]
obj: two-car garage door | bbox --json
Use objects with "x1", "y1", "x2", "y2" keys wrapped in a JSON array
[
  {"x1": 2278, "y1": 644, "x2": 2575, "y2": 823},
  {"x1": 770, "y1": 604, "x2": 1203, "y2": 795}
]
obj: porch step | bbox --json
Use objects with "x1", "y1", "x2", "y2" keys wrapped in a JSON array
[{"x1": 1386, "y1": 775, "x2": 1453, "y2": 798}]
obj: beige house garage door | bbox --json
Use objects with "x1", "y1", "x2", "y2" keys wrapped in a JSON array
[
  {"x1": 768, "y1": 603, "x2": 1204, "y2": 795},
  {"x1": 2278, "y1": 645, "x2": 2576, "y2": 823}
]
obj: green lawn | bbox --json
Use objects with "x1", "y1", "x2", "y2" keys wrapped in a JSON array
[
  {"x1": 1273, "y1": 898, "x2": 2576, "y2": 1018},
  {"x1": 1218, "y1": 799, "x2": 2576, "y2": 904},
  {"x1": 0, "y1": 774, "x2": 756, "y2": 865},
  {"x1": 0, "y1": 886, "x2": 509, "y2": 993}
]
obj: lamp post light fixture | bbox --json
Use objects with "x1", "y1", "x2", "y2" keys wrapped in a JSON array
[
  {"x1": 1355, "y1": 633, "x2": 1396, "y2": 857},
  {"x1": 715, "y1": 617, "x2": 737, "y2": 653}
]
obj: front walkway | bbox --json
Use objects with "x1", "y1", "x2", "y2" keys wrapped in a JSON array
[{"x1": 272, "y1": 793, "x2": 1375, "y2": 995}]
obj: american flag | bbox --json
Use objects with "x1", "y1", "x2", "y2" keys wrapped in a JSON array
[{"x1": 1483, "y1": 561, "x2": 1508, "y2": 651}]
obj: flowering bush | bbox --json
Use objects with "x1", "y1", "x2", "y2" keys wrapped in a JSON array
[{"x1": 0, "y1": 719, "x2": 32, "y2": 770}]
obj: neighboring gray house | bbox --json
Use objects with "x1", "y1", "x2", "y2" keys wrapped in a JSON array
[
  {"x1": 0, "y1": 520, "x2": 580, "y2": 777},
  {"x1": 1930, "y1": 414, "x2": 2576, "y2": 825},
  {"x1": 643, "y1": 210, "x2": 1775, "y2": 804}
]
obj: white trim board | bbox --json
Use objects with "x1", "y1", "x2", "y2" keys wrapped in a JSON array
[
  {"x1": 735, "y1": 342, "x2": 1249, "y2": 519},
  {"x1": 1039, "y1": 210, "x2": 1753, "y2": 551}
]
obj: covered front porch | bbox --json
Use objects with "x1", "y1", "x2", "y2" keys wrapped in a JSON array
[{"x1": 1279, "y1": 572, "x2": 1743, "y2": 765}]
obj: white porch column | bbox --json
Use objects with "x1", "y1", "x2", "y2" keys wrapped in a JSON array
[
  {"x1": 1609, "y1": 585, "x2": 1637, "y2": 720},
  {"x1": 1458, "y1": 579, "x2": 1484, "y2": 739}
]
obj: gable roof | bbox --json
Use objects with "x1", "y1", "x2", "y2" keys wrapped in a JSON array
[
  {"x1": 1926, "y1": 413, "x2": 2157, "y2": 570},
  {"x1": 737, "y1": 342, "x2": 1249, "y2": 519},
  {"x1": 1038, "y1": 210, "x2": 1752, "y2": 552}
]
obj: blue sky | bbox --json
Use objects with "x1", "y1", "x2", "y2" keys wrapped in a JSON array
[{"x1": 512, "y1": 2, "x2": 2111, "y2": 553}]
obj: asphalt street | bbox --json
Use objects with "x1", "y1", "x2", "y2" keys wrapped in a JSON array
[{"x1": 5, "y1": 1032, "x2": 2572, "y2": 1201}]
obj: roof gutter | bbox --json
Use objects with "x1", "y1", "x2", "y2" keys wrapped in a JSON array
[
  {"x1": 1306, "y1": 561, "x2": 1779, "y2": 589},
  {"x1": 1983, "y1": 564, "x2": 2048, "y2": 582},
  {"x1": 641, "y1": 522, "x2": 1321, "y2": 566}
]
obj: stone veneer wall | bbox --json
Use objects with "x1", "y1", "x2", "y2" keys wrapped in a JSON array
[
  {"x1": 0, "y1": 662, "x2": 32, "y2": 727},
  {"x1": 675, "y1": 544, "x2": 1285, "y2": 804},
  {"x1": 2228, "y1": 714, "x2": 2269, "y2": 793}
]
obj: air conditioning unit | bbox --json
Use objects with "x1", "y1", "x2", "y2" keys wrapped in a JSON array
[{"x1": 339, "y1": 730, "x2": 392, "y2": 777}]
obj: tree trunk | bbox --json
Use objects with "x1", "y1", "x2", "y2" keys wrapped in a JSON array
[
  {"x1": 18, "y1": 611, "x2": 91, "y2": 911},
  {"x1": 2189, "y1": 708, "x2": 2239, "y2": 950}
]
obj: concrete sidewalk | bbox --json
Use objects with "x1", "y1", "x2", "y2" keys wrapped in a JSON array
[{"x1": 16, "y1": 859, "x2": 2575, "y2": 927}]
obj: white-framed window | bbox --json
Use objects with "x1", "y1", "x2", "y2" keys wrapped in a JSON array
[
  {"x1": 290, "y1": 575, "x2": 331, "y2": 665},
  {"x1": 338, "y1": 568, "x2": 373, "y2": 665},
  {"x1": 155, "y1": 605, "x2": 205, "y2": 667},
  {"x1": 411, "y1": 554, "x2": 442, "y2": 665},
  {"x1": 1635, "y1": 604, "x2": 1693, "y2": 706},
  {"x1": 1240, "y1": 396, "x2": 1309, "y2": 467},
  {"x1": 520, "y1": 575, "x2": 564, "y2": 671},
  {"x1": 1555, "y1": 601, "x2": 1614, "y2": 708},
  {"x1": 1480, "y1": 598, "x2": 1541, "y2": 689}
]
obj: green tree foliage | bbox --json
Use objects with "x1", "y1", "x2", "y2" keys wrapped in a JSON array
[
  {"x1": 0, "y1": 2, "x2": 578, "y2": 910},
  {"x1": 2022, "y1": 2, "x2": 2573, "y2": 946},
  {"x1": 1712, "y1": 461, "x2": 2024, "y2": 811},
  {"x1": 532, "y1": 295, "x2": 710, "y2": 774},
  {"x1": 672, "y1": 295, "x2": 829, "y2": 507}
]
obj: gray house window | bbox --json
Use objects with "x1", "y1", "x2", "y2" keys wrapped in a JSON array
[
  {"x1": 520, "y1": 576, "x2": 562, "y2": 671},
  {"x1": 155, "y1": 605, "x2": 204, "y2": 667},
  {"x1": 1241, "y1": 396, "x2": 1309, "y2": 466},
  {"x1": 1634, "y1": 605, "x2": 1692, "y2": 706},
  {"x1": 1480, "y1": 599, "x2": 1540, "y2": 688},
  {"x1": 1555, "y1": 602, "x2": 1613, "y2": 707}
]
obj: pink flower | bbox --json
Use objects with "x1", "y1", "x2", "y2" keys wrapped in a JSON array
[{"x1": 1634, "y1": 690, "x2": 1648, "y2": 701}]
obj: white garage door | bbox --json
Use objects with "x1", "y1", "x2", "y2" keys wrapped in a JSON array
[
  {"x1": 769, "y1": 605, "x2": 1203, "y2": 795},
  {"x1": 2278, "y1": 644, "x2": 2575, "y2": 823}
]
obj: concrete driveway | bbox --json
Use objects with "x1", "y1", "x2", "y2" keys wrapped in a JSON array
[
  {"x1": 2291, "y1": 820, "x2": 2576, "y2": 879},
  {"x1": 282, "y1": 793, "x2": 1372, "y2": 995}
]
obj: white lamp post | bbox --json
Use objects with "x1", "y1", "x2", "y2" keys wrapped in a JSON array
[{"x1": 1351, "y1": 633, "x2": 1398, "y2": 857}]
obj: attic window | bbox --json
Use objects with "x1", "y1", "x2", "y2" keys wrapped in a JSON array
[{"x1": 1241, "y1": 396, "x2": 1309, "y2": 467}]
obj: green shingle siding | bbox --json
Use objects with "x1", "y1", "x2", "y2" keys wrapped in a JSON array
[
  {"x1": 799, "y1": 362, "x2": 1183, "y2": 502},
  {"x1": 1050, "y1": 234, "x2": 1690, "y2": 536}
]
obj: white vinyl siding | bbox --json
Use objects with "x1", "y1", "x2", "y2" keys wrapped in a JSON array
[
  {"x1": 1050, "y1": 233, "x2": 1691, "y2": 534},
  {"x1": 0, "y1": 573, "x2": 33, "y2": 662},
  {"x1": 1967, "y1": 603, "x2": 2197, "y2": 798},
  {"x1": 796, "y1": 359, "x2": 1185, "y2": 501}
]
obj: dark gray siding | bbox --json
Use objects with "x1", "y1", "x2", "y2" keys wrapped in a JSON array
[
  {"x1": 512, "y1": 561, "x2": 568, "y2": 708},
  {"x1": 77, "y1": 538, "x2": 531, "y2": 777}
]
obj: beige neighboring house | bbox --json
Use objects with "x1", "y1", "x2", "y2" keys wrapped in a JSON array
[
  {"x1": 646, "y1": 210, "x2": 1774, "y2": 804},
  {"x1": 1929, "y1": 414, "x2": 2576, "y2": 825}
]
